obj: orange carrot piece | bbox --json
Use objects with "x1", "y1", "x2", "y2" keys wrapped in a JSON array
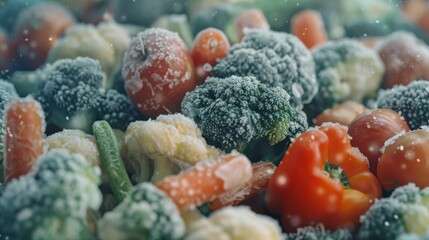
[
  {"x1": 156, "y1": 152, "x2": 252, "y2": 211},
  {"x1": 191, "y1": 28, "x2": 230, "y2": 85},
  {"x1": 291, "y1": 9, "x2": 327, "y2": 49},
  {"x1": 4, "y1": 98, "x2": 45, "y2": 183},
  {"x1": 207, "y1": 161, "x2": 275, "y2": 211},
  {"x1": 235, "y1": 9, "x2": 270, "y2": 42}
]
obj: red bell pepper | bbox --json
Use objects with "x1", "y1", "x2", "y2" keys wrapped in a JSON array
[{"x1": 265, "y1": 124, "x2": 381, "y2": 232}]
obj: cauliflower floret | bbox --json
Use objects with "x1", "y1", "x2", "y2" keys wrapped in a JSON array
[
  {"x1": 185, "y1": 206, "x2": 284, "y2": 240},
  {"x1": 124, "y1": 113, "x2": 222, "y2": 183}
]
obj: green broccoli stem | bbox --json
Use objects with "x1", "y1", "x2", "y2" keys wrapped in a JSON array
[{"x1": 93, "y1": 120, "x2": 133, "y2": 202}]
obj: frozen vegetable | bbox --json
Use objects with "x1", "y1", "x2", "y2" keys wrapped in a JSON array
[
  {"x1": 98, "y1": 182, "x2": 185, "y2": 240},
  {"x1": 123, "y1": 113, "x2": 222, "y2": 183},
  {"x1": 212, "y1": 29, "x2": 317, "y2": 108},
  {"x1": 181, "y1": 75, "x2": 308, "y2": 159},
  {"x1": 4, "y1": 98, "x2": 44, "y2": 183},
  {"x1": 33, "y1": 57, "x2": 139, "y2": 133},
  {"x1": 357, "y1": 183, "x2": 429, "y2": 240},
  {"x1": 0, "y1": 149, "x2": 102, "y2": 239},
  {"x1": 156, "y1": 151, "x2": 252, "y2": 211},
  {"x1": 371, "y1": 80, "x2": 429, "y2": 130},
  {"x1": 377, "y1": 32, "x2": 429, "y2": 88},
  {"x1": 122, "y1": 28, "x2": 196, "y2": 118},
  {"x1": 348, "y1": 109, "x2": 410, "y2": 175},
  {"x1": 304, "y1": 39, "x2": 384, "y2": 121},
  {"x1": 44, "y1": 129, "x2": 100, "y2": 167},
  {"x1": 378, "y1": 128, "x2": 429, "y2": 191},
  {"x1": 185, "y1": 206, "x2": 283, "y2": 240},
  {"x1": 47, "y1": 22, "x2": 131, "y2": 89},
  {"x1": 191, "y1": 27, "x2": 230, "y2": 85},
  {"x1": 266, "y1": 124, "x2": 381, "y2": 231},
  {"x1": 93, "y1": 120, "x2": 133, "y2": 202}
]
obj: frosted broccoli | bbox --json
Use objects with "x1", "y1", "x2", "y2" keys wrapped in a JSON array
[
  {"x1": 304, "y1": 39, "x2": 384, "y2": 120},
  {"x1": 286, "y1": 225, "x2": 352, "y2": 240},
  {"x1": 371, "y1": 80, "x2": 429, "y2": 130},
  {"x1": 213, "y1": 29, "x2": 317, "y2": 108},
  {"x1": 0, "y1": 80, "x2": 18, "y2": 180},
  {"x1": 181, "y1": 75, "x2": 308, "y2": 160},
  {"x1": 98, "y1": 182, "x2": 185, "y2": 240},
  {"x1": 357, "y1": 183, "x2": 429, "y2": 240},
  {"x1": 0, "y1": 149, "x2": 102, "y2": 239},
  {"x1": 185, "y1": 206, "x2": 283, "y2": 240},
  {"x1": 33, "y1": 57, "x2": 139, "y2": 133},
  {"x1": 47, "y1": 22, "x2": 130, "y2": 89},
  {"x1": 123, "y1": 113, "x2": 222, "y2": 183}
]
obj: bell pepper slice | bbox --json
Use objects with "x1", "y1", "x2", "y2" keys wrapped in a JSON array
[{"x1": 266, "y1": 124, "x2": 381, "y2": 232}]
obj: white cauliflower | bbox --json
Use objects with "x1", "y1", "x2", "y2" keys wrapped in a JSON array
[
  {"x1": 44, "y1": 129, "x2": 100, "y2": 167},
  {"x1": 185, "y1": 206, "x2": 284, "y2": 240},
  {"x1": 123, "y1": 113, "x2": 222, "y2": 183}
]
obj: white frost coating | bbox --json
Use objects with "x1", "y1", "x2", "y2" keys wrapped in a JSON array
[{"x1": 215, "y1": 155, "x2": 252, "y2": 191}]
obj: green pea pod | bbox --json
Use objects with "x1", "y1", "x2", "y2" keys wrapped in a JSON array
[{"x1": 93, "y1": 120, "x2": 133, "y2": 202}]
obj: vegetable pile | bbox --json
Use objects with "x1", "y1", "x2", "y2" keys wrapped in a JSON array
[{"x1": 2, "y1": 0, "x2": 429, "y2": 239}]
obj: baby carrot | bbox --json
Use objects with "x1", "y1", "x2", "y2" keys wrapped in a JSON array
[
  {"x1": 207, "y1": 161, "x2": 275, "y2": 211},
  {"x1": 4, "y1": 98, "x2": 45, "y2": 183},
  {"x1": 235, "y1": 9, "x2": 270, "y2": 42},
  {"x1": 156, "y1": 151, "x2": 252, "y2": 212},
  {"x1": 291, "y1": 9, "x2": 327, "y2": 49},
  {"x1": 191, "y1": 28, "x2": 230, "y2": 85}
]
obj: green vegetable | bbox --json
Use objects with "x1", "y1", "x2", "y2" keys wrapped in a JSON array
[
  {"x1": 93, "y1": 120, "x2": 133, "y2": 202},
  {"x1": 304, "y1": 39, "x2": 384, "y2": 121},
  {"x1": 357, "y1": 183, "x2": 429, "y2": 240},
  {"x1": 181, "y1": 75, "x2": 308, "y2": 162},
  {"x1": 33, "y1": 57, "x2": 140, "y2": 133},
  {"x1": 286, "y1": 225, "x2": 352, "y2": 240},
  {"x1": 97, "y1": 182, "x2": 185, "y2": 240},
  {"x1": 371, "y1": 81, "x2": 429, "y2": 130},
  {"x1": 212, "y1": 29, "x2": 317, "y2": 108},
  {"x1": 0, "y1": 149, "x2": 102, "y2": 239}
]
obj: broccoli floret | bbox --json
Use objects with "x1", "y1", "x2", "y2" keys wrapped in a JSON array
[
  {"x1": 357, "y1": 183, "x2": 429, "y2": 240},
  {"x1": 181, "y1": 76, "x2": 308, "y2": 160},
  {"x1": 0, "y1": 80, "x2": 18, "y2": 178},
  {"x1": 98, "y1": 89, "x2": 140, "y2": 131},
  {"x1": 286, "y1": 225, "x2": 352, "y2": 240},
  {"x1": 47, "y1": 22, "x2": 131, "y2": 90},
  {"x1": 98, "y1": 182, "x2": 185, "y2": 240},
  {"x1": 33, "y1": 57, "x2": 139, "y2": 133},
  {"x1": 213, "y1": 29, "x2": 317, "y2": 108},
  {"x1": 304, "y1": 39, "x2": 384, "y2": 121},
  {"x1": 0, "y1": 149, "x2": 102, "y2": 239},
  {"x1": 33, "y1": 57, "x2": 103, "y2": 132},
  {"x1": 371, "y1": 81, "x2": 429, "y2": 130}
]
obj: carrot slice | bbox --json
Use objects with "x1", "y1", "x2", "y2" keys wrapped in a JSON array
[
  {"x1": 4, "y1": 98, "x2": 45, "y2": 183},
  {"x1": 156, "y1": 151, "x2": 252, "y2": 211},
  {"x1": 235, "y1": 9, "x2": 270, "y2": 42},
  {"x1": 207, "y1": 161, "x2": 275, "y2": 211},
  {"x1": 191, "y1": 28, "x2": 230, "y2": 85},
  {"x1": 291, "y1": 9, "x2": 327, "y2": 49}
]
